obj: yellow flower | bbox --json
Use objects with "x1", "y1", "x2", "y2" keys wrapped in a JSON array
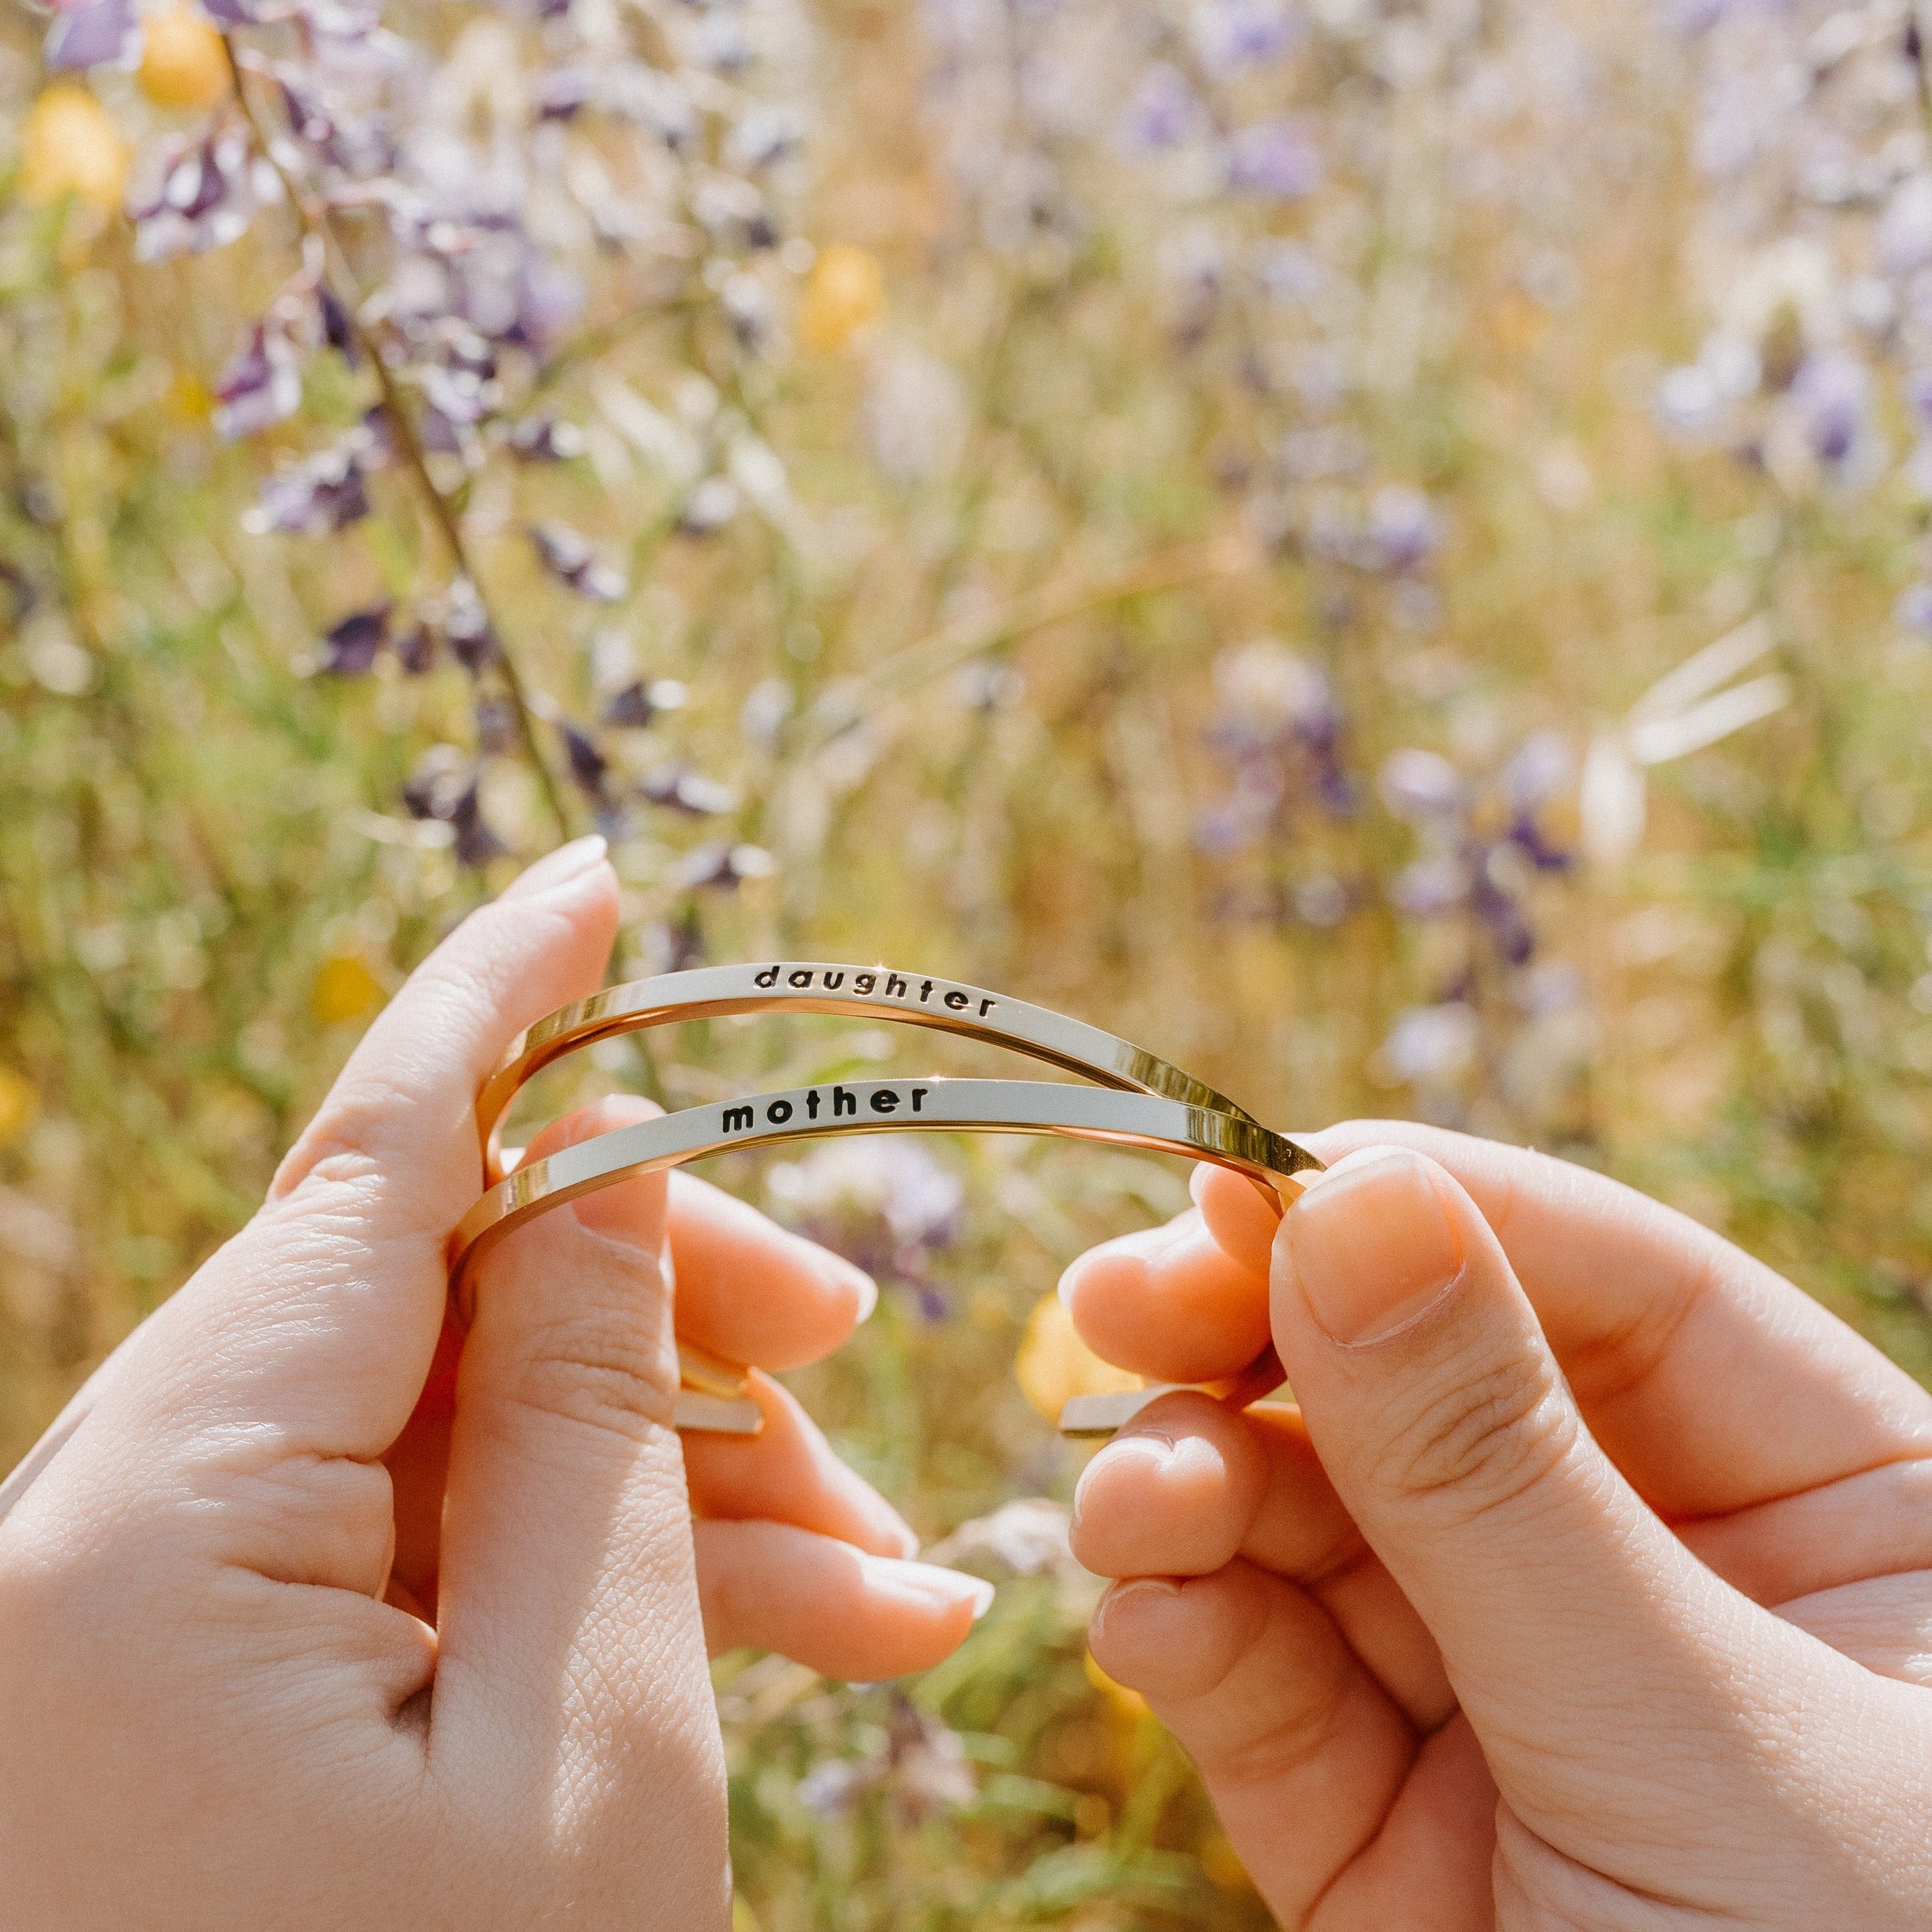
[
  {"x1": 311, "y1": 955, "x2": 387, "y2": 1027},
  {"x1": 1198, "y1": 1830, "x2": 1257, "y2": 1895},
  {"x1": 1083, "y1": 1649, "x2": 1149, "y2": 1722},
  {"x1": 797, "y1": 243, "x2": 883, "y2": 355},
  {"x1": 140, "y1": 7, "x2": 232, "y2": 114},
  {"x1": 167, "y1": 370, "x2": 214, "y2": 422},
  {"x1": 1014, "y1": 1291, "x2": 1141, "y2": 1425},
  {"x1": 0, "y1": 1068, "x2": 39, "y2": 1149},
  {"x1": 19, "y1": 84, "x2": 130, "y2": 213}
]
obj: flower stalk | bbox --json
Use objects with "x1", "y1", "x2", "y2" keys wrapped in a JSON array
[{"x1": 220, "y1": 33, "x2": 575, "y2": 848}]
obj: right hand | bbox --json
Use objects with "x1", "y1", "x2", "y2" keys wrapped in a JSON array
[{"x1": 1062, "y1": 1125, "x2": 1932, "y2": 1929}]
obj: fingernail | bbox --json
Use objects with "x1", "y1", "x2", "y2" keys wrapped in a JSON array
[
  {"x1": 847, "y1": 1265, "x2": 878, "y2": 1326},
  {"x1": 1287, "y1": 1148, "x2": 1465, "y2": 1346},
  {"x1": 1094, "y1": 1575, "x2": 1180, "y2": 1633},
  {"x1": 859, "y1": 1488, "x2": 920, "y2": 1561},
  {"x1": 1109, "y1": 1576, "x2": 1181, "y2": 1603},
  {"x1": 870, "y1": 1559, "x2": 995, "y2": 1621},
  {"x1": 500, "y1": 834, "x2": 609, "y2": 903}
]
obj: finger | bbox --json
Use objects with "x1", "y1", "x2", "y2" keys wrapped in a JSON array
[
  {"x1": 1772, "y1": 1573, "x2": 1932, "y2": 1688},
  {"x1": 1070, "y1": 1391, "x2": 1267, "y2": 1577},
  {"x1": 1058, "y1": 1209, "x2": 1271, "y2": 1384},
  {"x1": 128, "y1": 838, "x2": 616, "y2": 1461},
  {"x1": 22, "y1": 842, "x2": 619, "y2": 1602},
  {"x1": 683, "y1": 1372, "x2": 917, "y2": 1559},
  {"x1": 1270, "y1": 1144, "x2": 1835, "y2": 1855},
  {"x1": 380, "y1": 1091, "x2": 665, "y2": 1617},
  {"x1": 1274, "y1": 1125, "x2": 1932, "y2": 1518},
  {"x1": 1309, "y1": 1716, "x2": 1498, "y2": 1932},
  {"x1": 694, "y1": 1519, "x2": 991, "y2": 1677},
  {"x1": 670, "y1": 1173, "x2": 876, "y2": 1371},
  {"x1": 1090, "y1": 1561, "x2": 1420, "y2": 1931},
  {"x1": 1072, "y1": 1393, "x2": 1450, "y2": 1726},
  {"x1": 1679, "y1": 1458, "x2": 1932, "y2": 1605},
  {"x1": 383, "y1": 1098, "x2": 897, "y2": 1610},
  {"x1": 429, "y1": 1090, "x2": 719, "y2": 1819},
  {"x1": 531, "y1": 1099, "x2": 877, "y2": 1370}
]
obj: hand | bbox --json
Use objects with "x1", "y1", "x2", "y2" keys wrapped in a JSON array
[
  {"x1": 1062, "y1": 1124, "x2": 1932, "y2": 1929},
  {"x1": 0, "y1": 838, "x2": 989, "y2": 1930}
]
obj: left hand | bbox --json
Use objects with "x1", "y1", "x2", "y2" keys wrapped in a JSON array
[{"x1": 0, "y1": 836, "x2": 986, "y2": 1930}]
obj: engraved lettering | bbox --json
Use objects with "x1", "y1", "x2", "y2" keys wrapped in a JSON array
[
  {"x1": 911, "y1": 1087, "x2": 929, "y2": 1112},
  {"x1": 886, "y1": 973, "x2": 908, "y2": 998},
  {"x1": 854, "y1": 972, "x2": 876, "y2": 994},
  {"x1": 788, "y1": 969, "x2": 814, "y2": 989},
  {"x1": 806, "y1": 1089, "x2": 822, "y2": 1120},
  {"x1": 919, "y1": 979, "x2": 934, "y2": 1003},
  {"x1": 832, "y1": 1086, "x2": 857, "y2": 1117},
  {"x1": 766, "y1": 1099, "x2": 794, "y2": 1124},
  {"x1": 723, "y1": 1105, "x2": 755, "y2": 1132},
  {"x1": 754, "y1": 966, "x2": 781, "y2": 988},
  {"x1": 822, "y1": 971, "x2": 844, "y2": 990},
  {"x1": 870, "y1": 1088, "x2": 899, "y2": 1114},
  {"x1": 943, "y1": 989, "x2": 968, "y2": 1010}
]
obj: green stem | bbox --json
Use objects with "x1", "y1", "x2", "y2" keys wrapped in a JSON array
[{"x1": 221, "y1": 37, "x2": 575, "y2": 847}]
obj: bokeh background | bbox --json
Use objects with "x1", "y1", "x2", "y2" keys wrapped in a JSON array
[{"x1": 8, "y1": 0, "x2": 1932, "y2": 1921}]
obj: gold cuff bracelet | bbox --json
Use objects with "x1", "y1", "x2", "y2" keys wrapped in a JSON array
[{"x1": 455, "y1": 964, "x2": 1320, "y2": 1440}]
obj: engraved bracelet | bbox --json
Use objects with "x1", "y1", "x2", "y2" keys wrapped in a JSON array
[
  {"x1": 452, "y1": 1066, "x2": 1320, "y2": 1439},
  {"x1": 474, "y1": 961, "x2": 1260, "y2": 1183}
]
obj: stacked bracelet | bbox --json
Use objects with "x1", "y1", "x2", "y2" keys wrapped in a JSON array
[{"x1": 452, "y1": 963, "x2": 1321, "y2": 1438}]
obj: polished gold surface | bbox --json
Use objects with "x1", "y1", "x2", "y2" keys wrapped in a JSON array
[
  {"x1": 457, "y1": 968, "x2": 1321, "y2": 1439},
  {"x1": 474, "y1": 961, "x2": 1258, "y2": 1180}
]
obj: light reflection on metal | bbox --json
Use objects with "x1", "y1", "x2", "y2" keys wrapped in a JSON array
[
  {"x1": 458, "y1": 967, "x2": 1321, "y2": 1440},
  {"x1": 475, "y1": 961, "x2": 1258, "y2": 1180}
]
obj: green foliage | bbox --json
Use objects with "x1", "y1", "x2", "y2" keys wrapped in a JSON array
[{"x1": 8, "y1": 1, "x2": 1932, "y2": 1923}]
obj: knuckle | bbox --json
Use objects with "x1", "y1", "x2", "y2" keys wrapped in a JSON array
[
  {"x1": 271, "y1": 1088, "x2": 401, "y2": 1200},
  {"x1": 502, "y1": 1305, "x2": 678, "y2": 1442},
  {"x1": 1374, "y1": 1337, "x2": 1576, "y2": 1527}
]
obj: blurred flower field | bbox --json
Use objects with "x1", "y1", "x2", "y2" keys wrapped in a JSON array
[{"x1": 9, "y1": 0, "x2": 1932, "y2": 1920}]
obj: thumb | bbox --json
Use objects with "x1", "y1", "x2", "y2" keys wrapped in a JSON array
[
  {"x1": 1270, "y1": 1146, "x2": 1786, "y2": 1840},
  {"x1": 102, "y1": 836, "x2": 620, "y2": 1474},
  {"x1": 429, "y1": 1095, "x2": 727, "y2": 1888}
]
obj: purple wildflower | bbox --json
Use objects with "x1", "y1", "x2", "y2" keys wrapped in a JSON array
[
  {"x1": 402, "y1": 747, "x2": 502, "y2": 868},
  {"x1": 1120, "y1": 63, "x2": 1200, "y2": 152},
  {"x1": 1365, "y1": 484, "x2": 1440, "y2": 573},
  {"x1": 1226, "y1": 121, "x2": 1322, "y2": 200},
  {"x1": 531, "y1": 524, "x2": 628, "y2": 603},
  {"x1": 212, "y1": 323, "x2": 303, "y2": 441},
  {"x1": 559, "y1": 722, "x2": 611, "y2": 801},
  {"x1": 247, "y1": 446, "x2": 370, "y2": 536},
  {"x1": 604, "y1": 679, "x2": 689, "y2": 729},
  {"x1": 317, "y1": 606, "x2": 391, "y2": 676},
  {"x1": 442, "y1": 579, "x2": 500, "y2": 672},
  {"x1": 1379, "y1": 748, "x2": 1466, "y2": 822},
  {"x1": 766, "y1": 1138, "x2": 963, "y2": 1283},
  {"x1": 639, "y1": 768, "x2": 738, "y2": 816},
  {"x1": 1788, "y1": 351, "x2": 1871, "y2": 468},
  {"x1": 394, "y1": 623, "x2": 437, "y2": 675},
  {"x1": 132, "y1": 131, "x2": 269, "y2": 263},
  {"x1": 45, "y1": 0, "x2": 140, "y2": 71}
]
